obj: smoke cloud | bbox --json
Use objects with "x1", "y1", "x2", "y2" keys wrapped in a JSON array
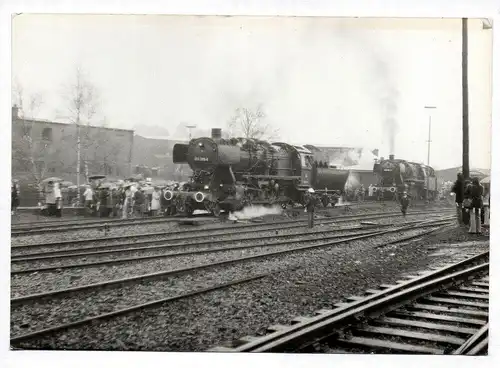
[
  {"x1": 372, "y1": 58, "x2": 400, "y2": 155},
  {"x1": 228, "y1": 204, "x2": 283, "y2": 221}
]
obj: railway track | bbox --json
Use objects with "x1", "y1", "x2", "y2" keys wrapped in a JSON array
[
  {"x1": 11, "y1": 217, "x2": 454, "y2": 274},
  {"x1": 11, "y1": 209, "x2": 453, "y2": 254},
  {"x1": 11, "y1": 210, "x2": 452, "y2": 258},
  {"x1": 10, "y1": 213, "x2": 212, "y2": 236},
  {"x1": 11, "y1": 202, "x2": 453, "y2": 236},
  {"x1": 10, "y1": 201, "x2": 388, "y2": 230},
  {"x1": 10, "y1": 217, "x2": 454, "y2": 340},
  {"x1": 209, "y1": 251, "x2": 489, "y2": 355}
]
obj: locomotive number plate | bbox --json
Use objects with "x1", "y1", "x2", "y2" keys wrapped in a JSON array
[{"x1": 194, "y1": 156, "x2": 209, "y2": 162}]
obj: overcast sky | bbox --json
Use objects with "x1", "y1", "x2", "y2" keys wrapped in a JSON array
[{"x1": 12, "y1": 15, "x2": 492, "y2": 170}]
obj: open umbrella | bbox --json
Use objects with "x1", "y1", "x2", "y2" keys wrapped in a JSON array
[
  {"x1": 60, "y1": 181, "x2": 74, "y2": 187},
  {"x1": 88, "y1": 175, "x2": 106, "y2": 180},
  {"x1": 42, "y1": 177, "x2": 63, "y2": 183},
  {"x1": 98, "y1": 182, "x2": 115, "y2": 189}
]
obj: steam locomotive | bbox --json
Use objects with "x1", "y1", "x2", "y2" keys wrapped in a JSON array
[
  {"x1": 164, "y1": 128, "x2": 350, "y2": 216},
  {"x1": 373, "y1": 154, "x2": 438, "y2": 201}
]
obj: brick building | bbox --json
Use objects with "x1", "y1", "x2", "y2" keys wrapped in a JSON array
[{"x1": 11, "y1": 105, "x2": 134, "y2": 189}]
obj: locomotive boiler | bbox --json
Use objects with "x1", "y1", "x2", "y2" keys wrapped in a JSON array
[
  {"x1": 166, "y1": 128, "x2": 350, "y2": 216},
  {"x1": 373, "y1": 154, "x2": 438, "y2": 201}
]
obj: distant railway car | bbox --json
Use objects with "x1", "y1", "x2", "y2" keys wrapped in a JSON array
[
  {"x1": 373, "y1": 154, "x2": 438, "y2": 201},
  {"x1": 166, "y1": 128, "x2": 350, "y2": 216}
]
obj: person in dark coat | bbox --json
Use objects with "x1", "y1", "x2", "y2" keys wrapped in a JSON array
[
  {"x1": 400, "y1": 191, "x2": 410, "y2": 218},
  {"x1": 304, "y1": 188, "x2": 317, "y2": 229},
  {"x1": 99, "y1": 188, "x2": 112, "y2": 218},
  {"x1": 134, "y1": 188, "x2": 146, "y2": 217},
  {"x1": 462, "y1": 179, "x2": 472, "y2": 226},
  {"x1": 451, "y1": 172, "x2": 465, "y2": 225},
  {"x1": 11, "y1": 180, "x2": 20, "y2": 216},
  {"x1": 465, "y1": 177, "x2": 484, "y2": 234}
]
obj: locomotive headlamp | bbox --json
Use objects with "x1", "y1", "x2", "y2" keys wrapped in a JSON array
[
  {"x1": 204, "y1": 185, "x2": 209, "y2": 190},
  {"x1": 198, "y1": 142, "x2": 204, "y2": 147}
]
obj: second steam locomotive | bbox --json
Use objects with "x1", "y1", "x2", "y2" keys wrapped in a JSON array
[
  {"x1": 165, "y1": 128, "x2": 349, "y2": 216},
  {"x1": 373, "y1": 154, "x2": 438, "y2": 200}
]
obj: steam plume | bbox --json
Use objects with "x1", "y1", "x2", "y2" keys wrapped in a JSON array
[
  {"x1": 228, "y1": 205, "x2": 283, "y2": 221},
  {"x1": 372, "y1": 59, "x2": 400, "y2": 155}
]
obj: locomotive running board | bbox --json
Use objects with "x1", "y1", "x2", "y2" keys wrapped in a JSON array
[{"x1": 242, "y1": 174, "x2": 301, "y2": 180}]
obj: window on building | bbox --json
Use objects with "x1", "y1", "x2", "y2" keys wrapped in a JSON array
[
  {"x1": 152, "y1": 167, "x2": 159, "y2": 177},
  {"x1": 42, "y1": 127, "x2": 53, "y2": 141}
]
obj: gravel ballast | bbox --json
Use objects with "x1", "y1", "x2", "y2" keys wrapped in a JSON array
[
  {"x1": 10, "y1": 228, "x2": 437, "y2": 337},
  {"x1": 11, "y1": 211, "x2": 450, "y2": 258},
  {"x1": 12, "y1": 228, "x2": 383, "y2": 271},
  {"x1": 13, "y1": 231, "x2": 487, "y2": 351},
  {"x1": 10, "y1": 206, "x2": 452, "y2": 246}
]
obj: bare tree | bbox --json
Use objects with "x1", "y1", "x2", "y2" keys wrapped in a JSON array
[
  {"x1": 11, "y1": 80, "x2": 62, "y2": 187},
  {"x1": 227, "y1": 104, "x2": 280, "y2": 141},
  {"x1": 57, "y1": 67, "x2": 109, "y2": 192}
]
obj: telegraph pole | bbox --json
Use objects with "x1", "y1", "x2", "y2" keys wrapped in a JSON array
[
  {"x1": 462, "y1": 18, "x2": 470, "y2": 180},
  {"x1": 424, "y1": 106, "x2": 436, "y2": 201}
]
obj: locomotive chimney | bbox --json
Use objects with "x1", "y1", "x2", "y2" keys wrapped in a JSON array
[
  {"x1": 389, "y1": 154, "x2": 395, "y2": 160},
  {"x1": 211, "y1": 128, "x2": 222, "y2": 140}
]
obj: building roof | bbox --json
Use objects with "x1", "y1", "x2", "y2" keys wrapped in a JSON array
[{"x1": 13, "y1": 116, "x2": 134, "y2": 134}]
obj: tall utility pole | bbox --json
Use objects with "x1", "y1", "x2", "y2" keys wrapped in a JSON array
[
  {"x1": 462, "y1": 18, "x2": 470, "y2": 180},
  {"x1": 424, "y1": 106, "x2": 436, "y2": 202},
  {"x1": 462, "y1": 18, "x2": 494, "y2": 180},
  {"x1": 424, "y1": 106, "x2": 436, "y2": 166}
]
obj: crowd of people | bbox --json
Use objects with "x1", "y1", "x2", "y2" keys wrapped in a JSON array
[
  {"x1": 77, "y1": 180, "x2": 167, "y2": 219},
  {"x1": 9, "y1": 178, "x2": 172, "y2": 219},
  {"x1": 451, "y1": 172, "x2": 490, "y2": 234}
]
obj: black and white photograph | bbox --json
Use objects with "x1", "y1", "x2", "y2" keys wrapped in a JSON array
[{"x1": 3, "y1": 2, "x2": 497, "y2": 366}]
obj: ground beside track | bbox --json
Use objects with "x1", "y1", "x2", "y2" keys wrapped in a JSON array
[{"x1": 13, "y1": 223, "x2": 488, "y2": 352}]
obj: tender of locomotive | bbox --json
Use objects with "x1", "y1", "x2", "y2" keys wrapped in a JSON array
[
  {"x1": 373, "y1": 154, "x2": 438, "y2": 201},
  {"x1": 165, "y1": 128, "x2": 350, "y2": 216}
]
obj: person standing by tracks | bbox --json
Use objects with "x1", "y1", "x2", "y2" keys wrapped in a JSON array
[
  {"x1": 399, "y1": 191, "x2": 410, "y2": 218},
  {"x1": 83, "y1": 185, "x2": 94, "y2": 216},
  {"x1": 44, "y1": 181, "x2": 57, "y2": 216},
  {"x1": 151, "y1": 186, "x2": 162, "y2": 216},
  {"x1": 451, "y1": 172, "x2": 465, "y2": 225},
  {"x1": 465, "y1": 177, "x2": 484, "y2": 234},
  {"x1": 11, "y1": 180, "x2": 20, "y2": 217},
  {"x1": 304, "y1": 188, "x2": 317, "y2": 229},
  {"x1": 54, "y1": 182, "x2": 62, "y2": 218}
]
